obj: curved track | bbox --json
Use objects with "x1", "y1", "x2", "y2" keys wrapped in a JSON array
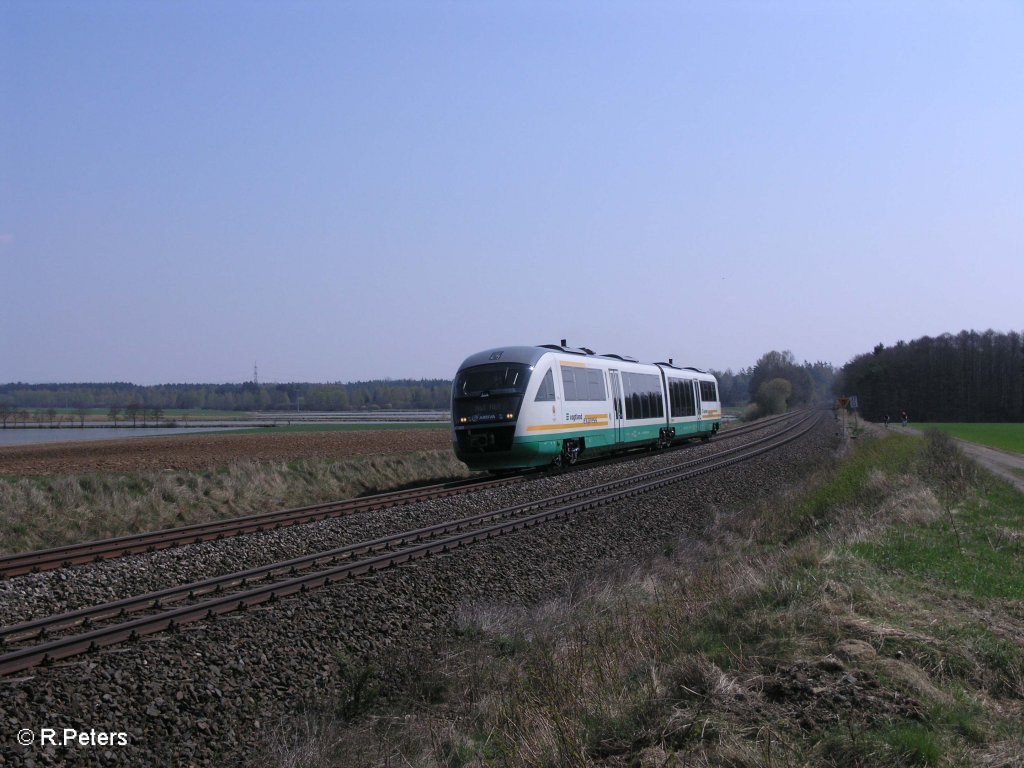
[
  {"x1": 0, "y1": 413, "x2": 790, "y2": 579},
  {"x1": 0, "y1": 476, "x2": 521, "y2": 578},
  {"x1": 0, "y1": 411, "x2": 818, "y2": 676}
]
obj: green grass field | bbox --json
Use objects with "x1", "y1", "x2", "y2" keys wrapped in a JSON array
[{"x1": 920, "y1": 423, "x2": 1024, "y2": 455}]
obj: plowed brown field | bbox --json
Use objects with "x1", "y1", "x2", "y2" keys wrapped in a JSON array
[{"x1": 0, "y1": 428, "x2": 452, "y2": 476}]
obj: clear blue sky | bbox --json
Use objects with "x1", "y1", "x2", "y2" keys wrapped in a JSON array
[{"x1": 2, "y1": 1, "x2": 1022, "y2": 384}]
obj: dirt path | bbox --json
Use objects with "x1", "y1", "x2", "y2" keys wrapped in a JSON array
[{"x1": 890, "y1": 423, "x2": 1024, "y2": 493}]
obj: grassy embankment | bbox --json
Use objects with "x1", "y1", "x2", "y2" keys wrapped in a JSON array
[
  {"x1": 0, "y1": 450, "x2": 471, "y2": 555},
  {"x1": 275, "y1": 430, "x2": 1024, "y2": 767}
]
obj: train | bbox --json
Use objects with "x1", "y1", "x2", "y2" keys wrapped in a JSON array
[{"x1": 451, "y1": 341, "x2": 721, "y2": 471}]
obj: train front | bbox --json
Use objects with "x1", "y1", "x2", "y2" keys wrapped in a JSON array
[{"x1": 451, "y1": 347, "x2": 544, "y2": 471}]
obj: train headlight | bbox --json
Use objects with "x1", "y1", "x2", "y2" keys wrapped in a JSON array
[
  {"x1": 459, "y1": 416, "x2": 468, "y2": 424},
  {"x1": 506, "y1": 413, "x2": 514, "y2": 420}
]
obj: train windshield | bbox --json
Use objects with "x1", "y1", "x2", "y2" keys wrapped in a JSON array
[{"x1": 454, "y1": 363, "x2": 531, "y2": 398}]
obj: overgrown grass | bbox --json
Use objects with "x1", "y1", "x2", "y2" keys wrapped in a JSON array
[
  {"x1": 271, "y1": 431, "x2": 1024, "y2": 767},
  {"x1": 852, "y1": 477, "x2": 1024, "y2": 600},
  {"x1": 921, "y1": 423, "x2": 1024, "y2": 455},
  {"x1": 0, "y1": 450, "x2": 471, "y2": 554}
]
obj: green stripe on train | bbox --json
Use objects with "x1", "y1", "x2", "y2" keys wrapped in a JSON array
[
  {"x1": 456, "y1": 419, "x2": 720, "y2": 470},
  {"x1": 514, "y1": 420, "x2": 719, "y2": 459}
]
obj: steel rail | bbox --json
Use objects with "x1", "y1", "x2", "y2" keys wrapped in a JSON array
[
  {"x1": 0, "y1": 412, "x2": 820, "y2": 677},
  {"x1": 0, "y1": 474, "x2": 524, "y2": 579},
  {"x1": 0, "y1": 413, "x2": 794, "y2": 579},
  {"x1": 0, "y1": 412, "x2": 811, "y2": 646}
]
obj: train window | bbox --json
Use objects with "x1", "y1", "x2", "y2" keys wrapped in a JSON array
[
  {"x1": 700, "y1": 381, "x2": 718, "y2": 402},
  {"x1": 534, "y1": 369, "x2": 556, "y2": 401},
  {"x1": 560, "y1": 365, "x2": 607, "y2": 401},
  {"x1": 560, "y1": 365, "x2": 579, "y2": 400},
  {"x1": 622, "y1": 372, "x2": 664, "y2": 419},
  {"x1": 455, "y1": 364, "x2": 530, "y2": 397},
  {"x1": 626, "y1": 392, "x2": 640, "y2": 420},
  {"x1": 669, "y1": 379, "x2": 697, "y2": 417}
]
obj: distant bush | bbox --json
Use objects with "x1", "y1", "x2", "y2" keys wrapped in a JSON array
[
  {"x1": 755, "y1": 378, "x2": 792, "y2": 415},
  {"x1": 741, "y1": 403, "x2": 763, "y2": 421}
]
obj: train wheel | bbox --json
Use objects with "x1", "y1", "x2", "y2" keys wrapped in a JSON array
[{"x1": 561, "y1": 439, "x2": 581, "y2": 466}]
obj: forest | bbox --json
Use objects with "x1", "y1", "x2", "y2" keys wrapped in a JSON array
[{"x1": 836, "y1": 330, "x2": 1024, "y2": 422}]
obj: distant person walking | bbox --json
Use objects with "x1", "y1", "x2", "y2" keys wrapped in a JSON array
[
  {"x1": 900, "y1": 411, "x2": 908, "y2": 427},
  {"x1": 884, "y1": 414, "x2": 890, "y2": 429}
]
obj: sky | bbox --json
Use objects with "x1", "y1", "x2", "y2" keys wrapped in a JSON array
[{"x1": 2, "y1": 1, "x2": 1022, "y2": 385}]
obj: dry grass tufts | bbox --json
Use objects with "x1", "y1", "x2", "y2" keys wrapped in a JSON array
[{"x1": 0, "y1": 449, "x2": 470, "y2": 554}]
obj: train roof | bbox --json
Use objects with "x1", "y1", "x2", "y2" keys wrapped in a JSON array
[
  {"x1": 456, "y1": 346, "x2": 551, "y2": 370},
  {"x1": 457, "y1": 345, "x2": 717, "y2": 380}
]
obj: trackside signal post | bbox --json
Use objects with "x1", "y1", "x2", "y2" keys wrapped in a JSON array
[{"x1": 835, "y1": 396, "x2": 859, "y2": 438}]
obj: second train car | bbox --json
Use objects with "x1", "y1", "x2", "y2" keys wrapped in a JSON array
[{"x1": 451, "y1": 341, "x2": 721, "y2": 471}]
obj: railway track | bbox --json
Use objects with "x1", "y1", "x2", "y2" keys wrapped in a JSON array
[
  {"x1": 0, "y1": 410, "x2": 819, "y2": 677},
  {"x1": 0, "y1": 475, "x2": 524, "y2": 579},
  {"x1": 0, "y1": 413, "x2": 790, "y2": 579}
]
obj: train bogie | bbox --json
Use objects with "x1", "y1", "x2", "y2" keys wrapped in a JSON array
[{"x1": 452, "y1": 343, "x2": 722, "y2": 472}]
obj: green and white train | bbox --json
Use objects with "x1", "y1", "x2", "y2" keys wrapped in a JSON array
[{"x1": 452, "y1": 341, "x2": 721, "y2": 471}]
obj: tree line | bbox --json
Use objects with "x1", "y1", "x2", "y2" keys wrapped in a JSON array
[
  {"x1": 0, "y1": 379, "x2": 452, "y2": 417},
  {"x1": 9, "y1": 331, "x2": 1016, "y2": 425},
  {"x1": 836, "y1": 330, "x2": 1024, "y2": 422}
]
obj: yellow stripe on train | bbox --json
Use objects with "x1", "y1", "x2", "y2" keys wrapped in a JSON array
[{"x1": 526, "y1": 421, "x2": 610, "y2": 432}]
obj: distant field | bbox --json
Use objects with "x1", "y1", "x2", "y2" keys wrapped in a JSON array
[
  {"x1": 921, "y1": 423, "x2": 1024, "y2": 454},
  {"x1": 24, "y1": 408, "x2": 251, "y2": 421},
  {"x1": 11, "y1": 409, "x2": 449, "y2": 423},
  {"x1": 215, "y1": 422, "x2": 447, "y2": 435}
]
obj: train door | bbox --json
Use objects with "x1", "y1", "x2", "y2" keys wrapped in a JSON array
[
  {"x1": 609, "y1": 369, "x2": 625, "y2": 444},
  {"x1": 692, "y1": 379, "x2": 701, "y2": 422}
]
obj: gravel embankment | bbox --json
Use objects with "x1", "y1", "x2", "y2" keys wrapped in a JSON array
[
  {"x1": 0, "y1": 416, "x2": 835, "y2": 767},
  {"x1": 0, "y1": 418, "x2": 795, "y2": 628}
]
